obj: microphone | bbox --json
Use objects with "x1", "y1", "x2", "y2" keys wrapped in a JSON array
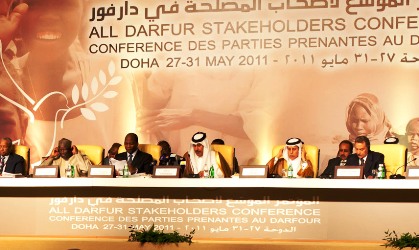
[
  {"x1": 148, "y1": 160, "x2": 157, "y2": 174},
  {"x1": 159, "y1": 155, "x2": 169, "y2": 166},
  {"x1": 168, "y1": 153, "x2": 178, "y2": 165},
  {"x1": 389, "y1": 157, "x2": 417, "y2": 179},
  {"x1": 39, "y1": 156, "x2": 51, "y2": 165}
]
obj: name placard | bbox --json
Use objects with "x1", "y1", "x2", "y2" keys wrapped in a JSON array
[
  {"x1": 88, "y1": 165, "x2": 115, "y2": 178},
  {"x1": 153, "y1": 166, "x2": 180, "y2": 178},
  {"x1": 334, "y1": 166, "x2": 363, "y2": 179},
  {"x1": 239, "y1": 165, "x2": 268, "y2": 178},
  {"x1": 406, "y1": 166, "x2": 419, "y2": 179},
  {"x1": 33, "y1": 166, "x2": 59, "y2": 178}
]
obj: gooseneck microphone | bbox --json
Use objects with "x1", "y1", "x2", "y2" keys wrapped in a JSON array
[
  {"x1": 39, "y1": 156, "x2": 51, "y2": 165},
  {"x1": 389, "y1": 157, "x2": 417, "y2": 179}
]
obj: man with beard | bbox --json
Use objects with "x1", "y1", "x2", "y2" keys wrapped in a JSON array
[
  {"x1": 266, "y1": 138, "x2": 314, "y2": 178},
  {"x1": 183, "y1": 132, "x2": 231, "y2": 178},
  {"x1": 320, "y1": 140, "x2": 353, "y2": 178}
]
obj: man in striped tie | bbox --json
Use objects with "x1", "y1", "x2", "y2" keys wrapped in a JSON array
[{"x1": 115, "y1": 133, "x2": 153, "y2": 175}]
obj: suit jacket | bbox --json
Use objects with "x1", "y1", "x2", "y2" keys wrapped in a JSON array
[
  {"x1": 320, "y1": 157, "x2": 344, "y2": 178},
  {"x1": 4, "y1": 153, "x2": 25, "y2": 174},
  {"x1": 346, "y1": 150, "x2": 385, "y2": 178},
  {"x1": 115, "y1": 150, "x2": 153, "y2": 174}
]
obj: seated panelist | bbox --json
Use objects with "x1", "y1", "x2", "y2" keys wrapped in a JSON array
[
  {"x1": 266, "y1": 138, "x2": 314, "y2": 178},
  {"x1": 158, "y1": 140, "x2": 181, "y2": 166},
  {"x1": 183, "y1": 132, "x2": 231, "y2": 178},
  {"x1": 345, "y1": 136, "x2": 385, "y2": 179},
  {"x1": 320, "y1": 140, "x2": 353, "y2": 178},
  {"x1": 114, "y1": 133, "x2": 153, "y2": 175},
  {"x1": 0, "y1": 137, "x2": 25, "y2": 175},
  {"x1": 41, "y1": 138, "x2": 91, "y2": 177}
]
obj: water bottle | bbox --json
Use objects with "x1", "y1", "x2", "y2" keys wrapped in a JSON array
[
  {"x1": 287, "y1": 164, "x2": 293, "y2": 178},
  {"x1": 123, "y1": 165, "x2": 129, "y2": 178},
  {"x1": 209, "y1": 165, "x2": 215, "y2": 178},
  {"x1": 70, "y1": 165, "x2": 75, "y2": 178},
  {"x1": 203, "y1": 165, "x2": 209, "y2": 178},
  {"x1": 65, "y1": 165, "x2": 72, "y2": 178},
  {"x1": 377, "y1": 164, "x2": 385, "y2": 179}
]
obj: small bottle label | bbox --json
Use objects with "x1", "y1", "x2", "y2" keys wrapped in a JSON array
[
  {"x1": 378, "y1": 164, "x2": 385, "y2": 179},
  {"x1": 209, "y1": 165, "x2": 215, "y2": 178},
  {"x1": 123, "y1": 165, "x2": 129, "y2": 178},
  {"x1": 287, "y1": 164, "x2": 293, "y2": 178},
  {"x1": 66, "y1": 165, "x2": 72, "y2": 178}
]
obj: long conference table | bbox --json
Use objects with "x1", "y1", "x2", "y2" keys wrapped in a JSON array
[{"x1": 1, "y1": 177, "x2": 418, "y2": 241}]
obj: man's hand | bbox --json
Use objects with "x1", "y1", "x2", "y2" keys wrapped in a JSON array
[
  {"x1": 50, "y1": 147, "x2": 59, "y2": 159},
  {"x1": 0, "y1": 1, "x2": 28, "y2": 51},
  {"x1": 128, "y1": 165, "x2": 137, "y2": 175}
]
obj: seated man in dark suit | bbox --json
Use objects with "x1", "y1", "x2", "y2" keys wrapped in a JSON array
[
  {"x1": 320, "y1": 140, "x2": 353, "y2": 178},
  {"x1": 346, "y1": 136, "x2": 385, "y2": 178},
  {"x1": 0, "y1": 137, "x2": 25, "y2": 175},
  {"x1": 115, "y1": 133, "x2": 153, "y2": 175}
]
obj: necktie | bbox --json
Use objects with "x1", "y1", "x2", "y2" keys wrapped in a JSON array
[
  {"x1": 128, "y1": 154, "x2": 133, "y2": 165},
  {"x1": 360, "y1": 158, "x2": 365, "y2": 166},
  {"x1": 0, "y1": 156, "x2": 4, "y2": 174}
]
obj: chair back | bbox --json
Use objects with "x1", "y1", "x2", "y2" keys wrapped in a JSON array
[
  {"x1": 118, "y1": 144, "x2": 162, "y2": 165},
  {"x1": 272, "y1": 144, "x2": 320, "y2": 178},
  {"x1": 370, "y1": 144, "x2": 407, "y2": 178},
  {"x1": 76, "y1": 145, "x2": 105, "y2": 165},
  {"x1": 13, "y1": 145, "x2": 30, "y2": 175},
  {"x1": 211, "y1": 144, "x2": 235, "y2": 173}
]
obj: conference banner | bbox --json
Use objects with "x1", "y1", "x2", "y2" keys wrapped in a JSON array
[{"x1": 1, "y1": 0, "x2": 419, "y2": 171}]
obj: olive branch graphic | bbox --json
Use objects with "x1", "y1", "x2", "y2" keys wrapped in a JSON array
[{"x1": 1, "y1": 40, "x2": 122, "y2": 160}]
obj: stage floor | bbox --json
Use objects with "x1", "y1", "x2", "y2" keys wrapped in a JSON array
[{"x1": 0, "y1": 237, "x2": 384, "y2": 250}]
